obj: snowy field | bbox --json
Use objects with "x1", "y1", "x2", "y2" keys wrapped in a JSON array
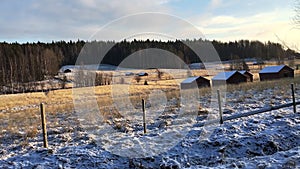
[{"x1": 0, "y1": 83, "x2": 300, "y2": 168}]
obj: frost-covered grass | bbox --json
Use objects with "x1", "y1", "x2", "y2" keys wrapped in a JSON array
[
  {"x1": 0, "y1": 76, "x2": 299, "y2": 168},
  {"x1": 0, "y1": 81, "x2": 181, "y2": 146},
  {"x1": 0, "y1": 76, "x2": 299, "y2": 139}
]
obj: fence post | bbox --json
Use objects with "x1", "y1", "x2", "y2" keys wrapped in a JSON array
[
  {"x1": 142, "y1": 99, "x2": 147, "y2": 133},
  {"x1": 40, "y1": 103, "x2": 48, "y2": 148},
  {"x1": 217, "y1": 90, "x2": 223, "y2": 124},
  {"x1": 291, "y1": 83, "x2": 296, "y2": 113}
]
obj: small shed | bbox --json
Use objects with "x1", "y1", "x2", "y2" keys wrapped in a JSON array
[
  {"x1": 137, "y1": 72, "x2": 149, "y2": 76},
  {"x1": 239, "y1": 70, "x2": 253, "y2": 82},
  {"x1": 181, "y1": 76, "x2": 210, "y2": 89},
  {"x1": 189, "y1": 63, "x2": 205, "y2": 69},
  {"x1": 259, "y1": 65, "x2": 294, "y2": 81},
  {"x1": 125, "y1": 72, "x2": 134, "y2": 76},
  {"x1": 64, "y1": 69, "x2": 72, "y2": 73},
  {"x1": 212, "y1": 71, "x2": 247, "y2": 86}
]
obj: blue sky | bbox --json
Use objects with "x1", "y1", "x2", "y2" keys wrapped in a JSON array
[{"x1": 0, "y1": 0, "x2": 299, "y2": 50}]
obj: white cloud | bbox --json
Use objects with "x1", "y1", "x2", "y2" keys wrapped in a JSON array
[
  {"x1": 206, "y1": 15, "x2": 245, "y2": 26},
  {"x1": 0, "y1": 0, "x2": 299, "y2": 51},
  {"x1": 0, "y1": 0, "x2": 171, "y2": 42},
  {"x1": 189, "y1": 8, "x2": 300, "y2": 51}
]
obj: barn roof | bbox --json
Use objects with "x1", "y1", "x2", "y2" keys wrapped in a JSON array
[
  {"x1": 238, "y1": 70, "x2": 247, "y2": 74},
  {"x1": 212, "y1": 71, "x2": 238, "y2": 80},
  {"x1": 239, "y1": 70, "x2": 253, "y2": 76},
  {"x1": 259, "y1": 65, "x2": 290, "y2": 74},
  {"x1": 137, "y1": 72, "x2": 148, "y2": 76},
  {"x1": 181, "y1": 76, "x2": 209, "y2": 84},
  {"x1": 59, "y1": 65, "x2": 76, "y2": 73},
  {"x1": 181, "y1": 76, "x2": 200, "y2": 84}
]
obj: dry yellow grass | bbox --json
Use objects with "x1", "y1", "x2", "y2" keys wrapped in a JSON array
[
  {"x1": 0, "y1": 79, "x2": 181, "y2": 134},
  {"x1": 0, "y1": 93, "x2": 46, "y2": 110},
  {"x1": 1, "y1": 71, "x2": 299, "y2": 113},
  {"x1": 0, "y1": 68, "x2": 299, "y2": 143},
  {"x1": 226, "y1": 76, "x2": 300, "y2": 92}
]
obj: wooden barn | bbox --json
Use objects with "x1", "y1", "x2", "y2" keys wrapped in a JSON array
[
  {"x1": 181, "y1": 76, "x2": 210, "y2": 89},
  {"x1": 212, "y1": 71, "x2": 247, "y2": 86},
  {"x1": 239, "y1": 70, "x2": 253, "y2": 82},
  {"x1": 259, "y1": 65, "x2": 294, "y2": 81},
  {"x1": 136, "y1": 72, "x2": 149, "y2": 76},
  {"x1": 63, "y1": 69, "x2": 72, "y2": 73}
]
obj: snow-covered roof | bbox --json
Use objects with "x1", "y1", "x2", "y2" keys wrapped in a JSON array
[
  {"x1": 239, "y1": 70, "x2": 246, "y2": 74},
  {"x1": 181, "y1": 76, "x2": 200, "y2": 84},
  {"x1": 259, "y1": 65, "x2": 288, "y2": 74},
  {"x1": 189, "y1": 63, "x2": 204, "y2": 69},
  {"x1": 59, "y1": 65, "x2": 76, "y2": 73},
  {"x1": 137, "y1": 72, "x2": 148, "y2": 76},
  {"x1": 125, "y1": 72, "x2": 134, "y2": 76},
  {"x1": 239, "y1": 70, "x2": 253, "y2": 76},
  {"x1": 212, "y1": 71, "x2": 238, "y2": 80}
]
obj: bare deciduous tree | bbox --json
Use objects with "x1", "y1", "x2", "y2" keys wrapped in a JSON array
[{"x1": 156, "y1": 68, "x2": 163, "y2": 80}]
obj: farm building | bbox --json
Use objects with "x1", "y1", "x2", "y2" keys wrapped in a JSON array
[
  {"x1": 212, "y1": 71, "x2": 247, "y2": 86},
  {"x1": 125, "y1": 72, "x2": 134, "y2": 76},
  {"x1": 63, "y1": 69, "x2": 72, "y2": 73},
  {"x1": 259, "y1": 65, "x2": 294, "y2": 81},
  {"x1": 59, "y1": 65, "x2": 77, "y2": 73},
  {"x1": 181, "y1": 76, "x2": 210, "y2": 89},
  {"x1": 136, "y1": 72, "x2": 149, "y2": 76},
  {"x1": 189, "y1": 63, "x2": 205, "y2": 69},
  {"x1": 239, "y1": 70, "x2": 253, "y2": 82}
]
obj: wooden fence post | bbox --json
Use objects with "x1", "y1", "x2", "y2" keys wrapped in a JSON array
[
  {"x1": 291, "y1": 83, "x2": 296, "y2": 113},
  {"x1": 40, "y1": 103, "x2": 48, "y2": 148},
  {"x1": 142, "y1": 99, "x2": 147, "y2": 134},
  {"x1": 217, "y1": 90, "x2": 223, "y2": 124}
]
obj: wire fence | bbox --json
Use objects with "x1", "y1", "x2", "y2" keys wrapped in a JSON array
[{"x1": 197, "y1": 83, "x2": 299, "y2": 127}]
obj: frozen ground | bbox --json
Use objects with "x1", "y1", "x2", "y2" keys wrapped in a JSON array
[{"x1": 0, "y1": 85, "x2": 300, "y2": 168}]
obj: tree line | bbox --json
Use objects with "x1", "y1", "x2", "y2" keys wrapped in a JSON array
[{"x1": 0, "y1": 39, "x2": 298, "y2": 93}]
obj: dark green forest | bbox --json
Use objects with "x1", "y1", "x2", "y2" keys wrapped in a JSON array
[{"x1": 0, "y1": 39, "x2": 298, "y2": 88}]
